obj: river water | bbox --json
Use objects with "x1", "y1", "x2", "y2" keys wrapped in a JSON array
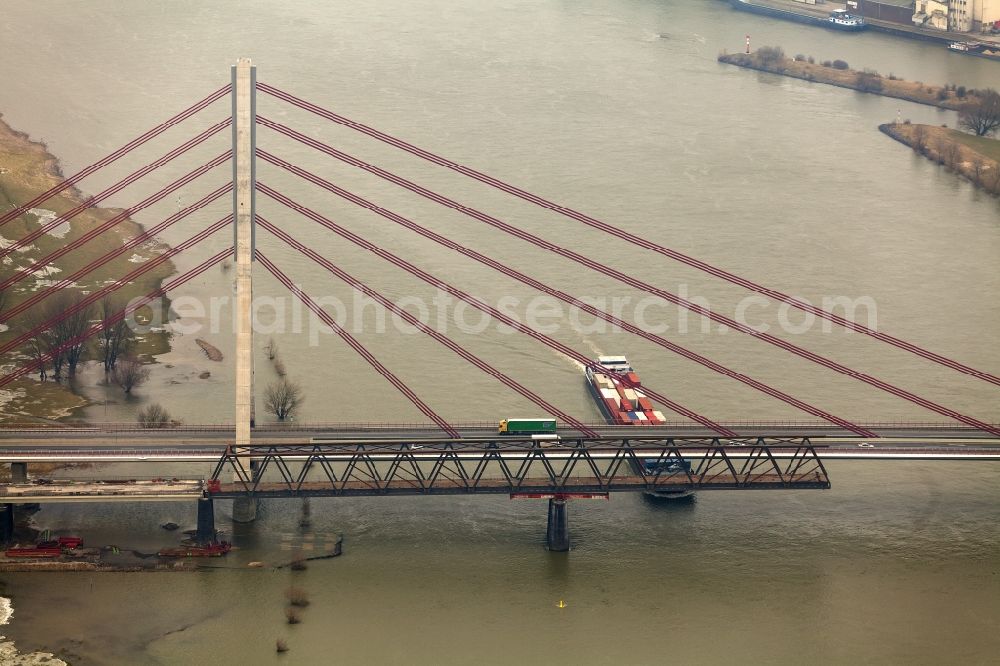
[{"x1": 1, "y1": 0, "x2": 999, "y2": 663}]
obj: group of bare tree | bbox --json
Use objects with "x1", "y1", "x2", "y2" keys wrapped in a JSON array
[
  {"x1": 21, "y1": 291, "x2": 93, "y2": 380},
  {"x1": 98, "y1": 296, "x2": 135, "y2": 372},
  {"x1": 19, "y1": 293, "x2": 143, "y2": 391}
]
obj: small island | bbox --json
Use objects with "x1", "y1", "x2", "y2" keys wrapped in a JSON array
[
  {"x1": 718, "y1": 46, "x2": 983, "y2": 111},
  {"x1": 720, "y1": 45, "x2": 1000, "y2": 196}
]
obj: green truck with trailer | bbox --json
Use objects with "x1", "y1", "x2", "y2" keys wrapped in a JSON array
[{"x1": 498, "y1": 418, "x2": 557, "y2": 435}]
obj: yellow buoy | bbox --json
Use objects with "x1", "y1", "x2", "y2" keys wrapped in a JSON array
[{"x1": 556, "y1": 600, "x2": 567, "y2": 609}]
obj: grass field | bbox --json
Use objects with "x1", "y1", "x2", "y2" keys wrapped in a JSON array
[{"x1": 948, "y1": 130, "x2": 1000, "y2": 163}]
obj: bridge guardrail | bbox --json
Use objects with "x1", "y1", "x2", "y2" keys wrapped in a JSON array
[{"x1": 1, "y1": 420, "x2": 995, "y2": 433}]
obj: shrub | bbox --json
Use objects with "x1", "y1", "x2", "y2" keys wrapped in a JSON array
[
  {"x1": 112, "y1": 357, "x2": 150, "y2": 394},
  {"x1": 937, "y1": 88, "x2": 949, "y2": 101},
  {"x1": 832, "y1": 59, "x2": 849, "y2": 70},
  {"x1": 888, "y1": 73, "x2": 899, "y2": 80},
  {"x1": 856, "y1": 69, "x2": 883, "y2": 93},
  {"x1": 138, "y1": 403, "x2": 171, "y2": 429},
  {"x1": 755, "y1": 45, "x2": 785, "y2": 66},
  {"x1": 807, "y1": 56, "x2": 815, "y2": 64},
  {"x1": 911, "y1": 125, "x2": 928, "y2": 153},
  {"x1": 957, "y1": 86, "x2": 967, "y2": 98},
  {"x1": 821, "y1": 60, "x2": 832, "y2": 67},
  {"x1": 794, "y1": 53, "x2": 806, "y2": 62}
]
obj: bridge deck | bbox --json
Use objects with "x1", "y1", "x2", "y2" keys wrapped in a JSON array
[
  {"x1": 0, "y1": 479, "x2": 204, "y2": 503},
  {"x1": 212, "y1": 473, "x2": 829, "y2": 497}
]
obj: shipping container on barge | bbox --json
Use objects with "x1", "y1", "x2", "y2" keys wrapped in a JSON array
[
  {"x1": 585, "y1": 356, "x2": 693, "y2": 498},
  {"x1": 585, "y1": 356, "x2": 667, "y2": 426}
]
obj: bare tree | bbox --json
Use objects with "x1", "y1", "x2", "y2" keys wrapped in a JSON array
[
  {"x1": 34, "y1": 291, "x2": 93, "y2": 378},
  {"x1": 98, "y1": 296, "x2": 134, "y2": 372},
  {"x1": 112, "y1": 356, "x2": 150, "y2": 393},
  {"x1": 959, "y1": 89, "x2": 1000, "y2": 137},
  {"x1": 939, "y1": 139, "x2": 963, "y2": 169},
  {"x1": 137, "y1": 403, "x2": 171, "y2": 428},
  {"x1": 970, "y1": 158, "x2": 987, "y2": 185},
  {"x1": 910, "y1": 124, "x2": 928, "y2": 154},
  {"x1": 987, "y1": 165, "x2": 1000, "y2": 195},
  {"x1": 65, "y1": 307, "x2": 92, "y2": 376},
  {"x1": 265, "y1": 378, "x2": 303, "y2": 421},
  {"x1": 855, "y1": 69, "x2": 883, "y2": 93},
  {"x1": 21, "y1": 297, "x2": 65, "y2": 380},
  {"x1": 25, "y1": 334, "x2": 47, "y2": 381}
]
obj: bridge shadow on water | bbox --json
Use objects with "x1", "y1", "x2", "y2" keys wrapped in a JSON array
[{"x1": 639, "y1": 492, "x2": 697, "y2": 513}]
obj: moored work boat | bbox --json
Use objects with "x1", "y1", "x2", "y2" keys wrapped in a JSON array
[
  {"x1": 947, "y1": 41, "x2": 1000, "y2": 60},
  {"x1": 729, "y1": 0, "x2": 867, "y2": 32},
  {"x1": 158, "y1": 541, "x2": 232, "y2": 557},
  {"x1": 827, "y1": 9, "x2": 867, "y2": 31}
]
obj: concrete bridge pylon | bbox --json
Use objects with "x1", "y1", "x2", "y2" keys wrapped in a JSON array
[{"x1": 232, "y1": 56, "x2": 258, "y2": 524}]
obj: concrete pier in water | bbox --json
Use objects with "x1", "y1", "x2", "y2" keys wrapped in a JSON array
[
  {"x1": 546, "y1": 498, "x2": 570, "y2": 551},
  {"x1": 196, "y1": 497, "x2": 216, "y2": 544}
]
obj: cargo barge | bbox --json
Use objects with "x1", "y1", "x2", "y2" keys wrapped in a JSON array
[
  {"x1": 729, "y1": 0, "x2": 867, "y2": 31},
  {"x1": 585, "y1": 356, "x2": 692, "y2": 498},
  {"x1": 585, "y1": 356, "x2": 667, "y2": 426},
  {"x1": 947, "y1": 41, "x2": 1000, "y2": 61}
]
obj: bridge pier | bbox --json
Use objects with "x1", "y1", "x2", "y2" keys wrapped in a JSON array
[
  {"x1": 232, "y1": 459, "x2": 260, "y2": 523},
  {"x1": 196, "y1": 497, "x2": 217, "y2": 544},
  {"x1": 0, "y1": 504, "x2": 14, "y2": 544},
  {"x1": 10, "y1": 463, "x2": 28, "y2": 484},
  {"x1": 546, "y1": 498, "x2": 570, "y2": 552}
]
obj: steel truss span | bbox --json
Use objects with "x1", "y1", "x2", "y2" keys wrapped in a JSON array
[{"x1": 208, "y1": 437, "x2": 831, "y2": 497}]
